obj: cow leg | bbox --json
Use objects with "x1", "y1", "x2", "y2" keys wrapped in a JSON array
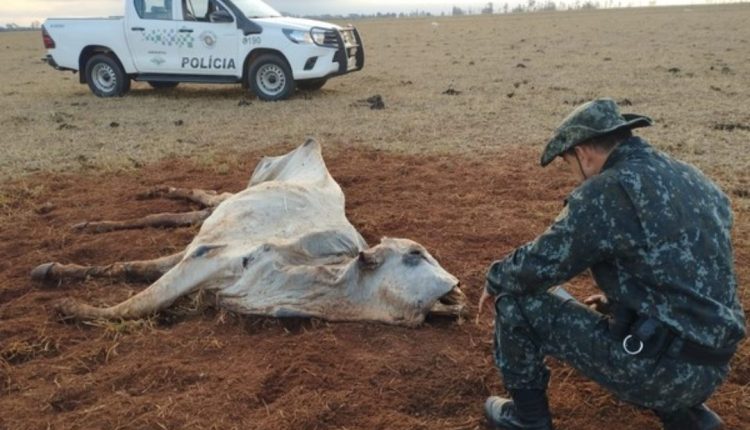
[
  {"x1": 31, "y1": 252, "x2": 186, "y2": 283},
  {"x1": 72, "y1": 208, "x2": 212, "y2": 234},
  {"x1": 54, "y1": 253, "x2": 222, "y2": 320},
  {"x1": 138, "y1": 186, "x2": 233, "y2": 208}
]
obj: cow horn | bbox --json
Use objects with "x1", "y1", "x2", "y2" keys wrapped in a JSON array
[{"x1": 358, "y1": 249, "x2": 382, "y2": 270}]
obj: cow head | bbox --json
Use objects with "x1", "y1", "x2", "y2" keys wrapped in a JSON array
[{"x1": 355, "y1": 238, "x2": 467, "y2": 326}]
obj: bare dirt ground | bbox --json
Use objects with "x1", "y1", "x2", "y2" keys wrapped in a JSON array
[
  {"x1": 0, "y1": 147, "x2": 746, "y2": 430},
  {"x1": 1, "y1": 4, "x2": 749, "y2": 430}
]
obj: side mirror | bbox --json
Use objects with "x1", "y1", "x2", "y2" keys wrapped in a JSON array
[{"x1": 209, "y1": 10, "x2": 234, "y2": 23}]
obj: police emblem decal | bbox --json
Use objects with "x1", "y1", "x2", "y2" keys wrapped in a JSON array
[{"x1": 200, "y1": 31, "x2": 218, "y2": 49}]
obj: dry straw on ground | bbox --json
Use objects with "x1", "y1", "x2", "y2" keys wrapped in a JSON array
[{"x1": 1, "y1": 5, "x2": 749, "y2": 187}]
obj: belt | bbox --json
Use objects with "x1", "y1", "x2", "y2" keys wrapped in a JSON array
[{"x1": 611, "y1": 309, "x2": 736, "y2": 367}]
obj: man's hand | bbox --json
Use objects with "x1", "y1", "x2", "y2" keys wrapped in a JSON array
[
  {"x1": 583, "y1": 294, "x2": 610, "y2": 314},
  {"x1": 476, "y1": 286, "x2": 496, "y2": 325}
]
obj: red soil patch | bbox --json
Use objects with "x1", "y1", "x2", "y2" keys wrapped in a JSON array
[{"x1": 0, "y1": 146, "x2": 747, "y2": 429}]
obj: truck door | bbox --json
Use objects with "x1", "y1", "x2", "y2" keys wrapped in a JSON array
[
  {"x1": 176, "y1": 0, "x2": 240, "y2": 77},
  {"x1": 126, "y1": 0, "x2": 184, "y2": 73}
]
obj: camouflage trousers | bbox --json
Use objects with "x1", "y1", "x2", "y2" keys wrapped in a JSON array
[{"x1": 493, "y1": 289, "x2": 729, "y2": 413}]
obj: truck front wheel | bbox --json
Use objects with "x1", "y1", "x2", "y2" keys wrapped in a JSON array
[
  {"x1": 248, "y1": 54, "x2": 295, "y2": 101},
  {"x1": 85, "y1": 54, "x2": 129, "y2": 98}
]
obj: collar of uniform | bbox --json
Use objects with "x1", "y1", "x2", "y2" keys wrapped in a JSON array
[{"x1": 601, "y1": 136, "x2": 650, "y2": 172}]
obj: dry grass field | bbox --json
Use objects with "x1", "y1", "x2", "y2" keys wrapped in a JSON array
[{"x1": 1, "y1": 4, "x2": 749, "y2": 430}]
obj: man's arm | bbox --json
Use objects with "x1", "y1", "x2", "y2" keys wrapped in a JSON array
[{"x1": 486, "y1": 178, "x2": 631, "y2": 296}]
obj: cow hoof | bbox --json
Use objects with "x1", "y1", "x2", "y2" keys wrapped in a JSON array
[
  {"x1": 31, "y1": 263, "x2": 56, "y2": 282},
  {"x1": 54, "y1": 298, "x2": 81, "y2": 320}
]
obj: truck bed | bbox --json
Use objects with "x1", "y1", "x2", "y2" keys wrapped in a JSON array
[{"x1": 44, "y1": 17, "x2": 133, "y2": 73}]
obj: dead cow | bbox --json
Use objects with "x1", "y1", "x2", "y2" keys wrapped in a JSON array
[{"x1": 32, "y1": 140, "x2": 467, "y2": 326}]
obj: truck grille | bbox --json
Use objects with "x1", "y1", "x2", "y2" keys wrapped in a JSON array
[
  {"x1": 323, "y1": 29, "x2": 358, "y2": 48},
  {"x1": 324, "y1": 30, "x2": 339, "y2": 47}
]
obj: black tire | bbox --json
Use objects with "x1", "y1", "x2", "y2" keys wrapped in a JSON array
[
  {"x1": 248, "y1": 54, "x2": 295, "y2": 101},
  {"x1": 85, "y1": 54, "x2": 129, "y2": 98},
  {"x1": 148, "y1": 81, "x2": 179, "y2": 90},
  {"x1": 296, "y1": 78, "x2": 327, "y2": 91}
]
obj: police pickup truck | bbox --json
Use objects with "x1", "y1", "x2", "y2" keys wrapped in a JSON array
[{"x1": 42, "y1": 0, "x2": 364, "y2": 100}]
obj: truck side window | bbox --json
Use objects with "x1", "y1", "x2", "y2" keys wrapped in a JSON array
[
  {"x1": 135, "y1": 0, "x2": 174, "y2": 20},
  {"x1": 182, "y1": 0, "x2": 227, "y2": 22}
]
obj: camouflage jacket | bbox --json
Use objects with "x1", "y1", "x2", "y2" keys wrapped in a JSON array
[{"x1": 486, "y1": 137, "x2": 746, "y2": 349}]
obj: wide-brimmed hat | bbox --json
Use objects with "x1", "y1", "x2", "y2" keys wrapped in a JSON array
[{"x1": 540, "y1": 98, "x2": 653, "y2": 167}]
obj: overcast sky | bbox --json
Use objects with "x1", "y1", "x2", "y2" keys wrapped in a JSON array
[{"x1": 1, "y1": 0, "x2": 706, "y2": 26}]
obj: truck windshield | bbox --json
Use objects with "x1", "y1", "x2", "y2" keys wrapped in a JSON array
[{"x1": 231, "y1": 0, "x2": 281, "y2": 18}]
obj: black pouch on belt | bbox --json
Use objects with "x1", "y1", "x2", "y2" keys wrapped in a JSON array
[{"x1": 611, "y1": 307, "x2": 737, "y2": 365}]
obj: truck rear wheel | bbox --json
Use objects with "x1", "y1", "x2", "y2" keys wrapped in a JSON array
[
  {"x1": 85, "y1": 54, "x2": 129, "y2": 98},
  {"x1": 248, "y1": 54, "x2": 295, "y2": 101},
  {"x1": 297, "y1": 78, "x2": 327, "y2": 91}
]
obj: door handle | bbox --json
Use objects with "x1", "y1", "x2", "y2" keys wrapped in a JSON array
[
  {"x1": 179, "y1": 28, "x2": 194, "y2": 33},
  {"x1": 131, "y1": 27, "x2": 145, "y2": 31}
]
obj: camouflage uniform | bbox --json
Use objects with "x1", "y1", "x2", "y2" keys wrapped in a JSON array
[{"x1": 486, "y1": 135, "x2": 746, "y2": 412}]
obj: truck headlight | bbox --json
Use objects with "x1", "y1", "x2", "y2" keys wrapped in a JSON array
[
  {"x1": 310, "y1": 28, "x2": 327, "y2": 45},
  {"x1": 282, "y1": 28, "x2": 313, "y2": 43},
  {"x1": 283, "y1": 29, "x2": 313, "y2": 44},
  {"x1": 283, "y1": 28, "x2": 336, "y2": 47}
]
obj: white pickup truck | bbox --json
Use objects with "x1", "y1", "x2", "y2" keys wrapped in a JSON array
[{"x1": 42, "y1": 0, "x2": 364, "y2": 100}]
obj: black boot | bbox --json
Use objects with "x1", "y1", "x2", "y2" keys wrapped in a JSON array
[
  {"x1": 484, "y1": 389, "x2": 554, "y2": 430},
  {"x1": 656, "y1": 404, "x2": 723, "y2": 430}
]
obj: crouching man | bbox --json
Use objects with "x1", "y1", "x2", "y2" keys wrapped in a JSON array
[{"x1": 478, "y1": 98, "x2": 745, "y2": 430}]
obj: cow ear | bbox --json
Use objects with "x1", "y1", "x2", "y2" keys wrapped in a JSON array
[{"x1": 358, "y1": 249, "x2": 382, "y2": 270}]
